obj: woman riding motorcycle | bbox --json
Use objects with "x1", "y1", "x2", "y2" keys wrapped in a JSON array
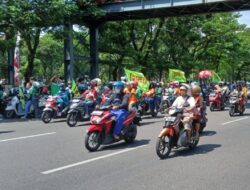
[
  {"x1": 105, "y1": 81, "x2": 130, "y2": 140},
  {"x1": 191, "y1": 85, "x2": 203, "y2": 140}
]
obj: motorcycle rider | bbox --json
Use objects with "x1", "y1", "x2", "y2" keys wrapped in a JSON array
[
  {"x1": 105, "y1": 81, "x2": 130, "y2": 140},
  {"x1": 56, "y1": 84, "x2": 69, "y2": 111},
  {"x1": 124, "y1": 81, "x2": 138, "y2": 110},
  {"x1": 231, "y1": 84, "x2": 245, "y2": 110},
  {"x1": 21, "y1": 82, "x2": 32, "y2": 119},
  {"x1": 172, "y1": 84, "x2": 196, "y2": 145},
  {"x1": 155, "y1": 82, "x2": 163, "y2": 111},
  {"x1": 191, "y1": 85, "x2": 204, "y2": 140},
  {"x1": 81, "y1": 80, "x2": 98, "y2": 118},
  {"x1": 144, "y1": 82, "x2": 156, "y2": 114}
]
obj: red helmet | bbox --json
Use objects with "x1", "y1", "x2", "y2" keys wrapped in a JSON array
[{"x1": 130, "y1": 81, "x2": 138, "y2": 88}]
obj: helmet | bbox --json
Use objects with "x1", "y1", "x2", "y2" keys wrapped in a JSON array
[
  {"x1": 130, "y1": 81, "x2": 138, "y2": 88},
  {"x1": 191, "y1": 85, "x2": 201, "y2": 96},
  {"x1": 180, "y1": 84, "x2": 189, "y2": 91},
  {"x1": 149, "y1": 82, "x2": 156, "y2": 89},
  {"x1": 59, "y1": 83, "x2": 65, "y2": 92},
  {"x1": 121, "y1": 76, "x2": 127, "y2": 83},
  {"x1": 89, "y1": 80, "x2": 97, "y2": 88},
  {"x1": 94, "y1": 78, "x2": 102, "y2": 86},
  {"x1": 113, "y1": 81, "x2": 125, "y2": 94}
]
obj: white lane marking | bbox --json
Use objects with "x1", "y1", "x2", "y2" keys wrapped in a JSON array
[
  {"x1": 0, "y1": 132, "x2": 56, "y2": 143},
  {"x1": 222, "y1": 117, "x2": 249, "y2": 125},
  {"x1": 42, "y1": 145, "x2": 147, "y2": 175}
]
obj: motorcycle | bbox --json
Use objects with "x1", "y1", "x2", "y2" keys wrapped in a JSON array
[
  {"x1": 84, "y1": 106, "x2": 141, "y2": 151},
  {"x1": 138, "y1": 96, "x2": 158, "y2": 117},
  {"x1": 159, "y1": 92, "x2": 175, "y2": 114},
  {"x1": 229, "y1": 94, "x2": 245, "y2": 117},
  {"x1": 4, "y1": 95, "x2": 34, "y2": 118},
  {"x1": 41, "y1": 95, "x2": 69, "y2": 123},
  {"x1": 209, "y1": 91, "x2": 225, "y2": 111},
  {"x1": 155, "y1": 107, "x2": 199, "y2": 159},
  {"x1": 66, "y1": 98, "x2": 96, "y2": 127}
]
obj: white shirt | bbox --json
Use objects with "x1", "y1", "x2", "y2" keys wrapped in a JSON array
[{"x1": 172, "y1": 95, "x2": 195, "y2": 109}]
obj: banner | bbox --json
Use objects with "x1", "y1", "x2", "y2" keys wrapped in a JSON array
[
  {"x1": 18, "y1": 84, "x2": 25, "y2": 109},
  {"x1": 13, "y1": 32, "x2": 21, "y2": 85},
  {"x1": 124, "y1": 69, "x2": 149, "y2": 92},
  {"x1": 169, "y1": 69, "x2": 186, "y2": 82},
  {"x1": 211, "y1": 71, "x2": 221, "y2": 82}
]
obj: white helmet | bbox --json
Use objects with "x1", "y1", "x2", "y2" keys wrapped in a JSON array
[{"x1": 94, "y1": 78, "x2": 102, "y2": 86}]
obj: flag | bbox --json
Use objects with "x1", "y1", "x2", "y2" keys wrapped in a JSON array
[
  {"x1": 124, "y1": 69, "x2": 150, "y2": 92},
  {"x1": 211, "y1": 71, "x2": 221, "y2": 82},
  {"x1": 50, "y1": 83, "x2": 60, "y2": 95},
  {"x1": 13, "y1": 32, "x2": 21, "y2": 85},
  {"x1": 18, "y1": 84, "x2": 25, "y2": 109},
  {"x1": 169, "y1": 69, "x2": 186, "y2": 82},
  {"x1": 71, "y1": 80, "x2": 80, "y2": 96}
]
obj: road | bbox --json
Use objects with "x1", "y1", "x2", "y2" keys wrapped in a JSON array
[{"x1": 0, "y1": 105, "x2": 250, "y2": 190}]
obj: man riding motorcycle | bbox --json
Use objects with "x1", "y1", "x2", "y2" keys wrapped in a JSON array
[
  {"x1": 171, "y1": 84, "x2": 196, "y2": 145},
  {"x1": 105, "y1": 81, "x2": 130, "y2": 140}
]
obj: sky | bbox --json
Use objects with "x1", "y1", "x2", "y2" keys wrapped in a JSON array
[{"x1": 238, "y1": 11, "x2": 250, "y2": 27}]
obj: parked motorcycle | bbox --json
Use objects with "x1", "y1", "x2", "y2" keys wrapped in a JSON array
[
  {"x1": 67, "y1": 98, "x2": 96, "y2": 127},
  {"x1": 209, "y1": 91, "x2": 225, "y2": 111},
  {"x1": 229, "y1": 94, "x2": 245, "y2": 116},
  {"x1": 4, "y1": 95, "x2": 34, "y2": 118},
  {"x1": 84, "y1": 106, "x2": 141, "y2": 151},
  {"x1": 155, "y1": 107, "x2": 199, "y2": 159},
  {"x1": 41, "y1": 95, "x2": 68, "y2": 123}
]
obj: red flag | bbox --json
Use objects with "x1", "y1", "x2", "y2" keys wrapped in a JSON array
[{"x1": 13, "y1": 32, "x2": 21, "y2": 85}]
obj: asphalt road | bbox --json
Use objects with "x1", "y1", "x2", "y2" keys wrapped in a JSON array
[{"x1": 0, "y1": 105, "x2": 250, "y2": 190}]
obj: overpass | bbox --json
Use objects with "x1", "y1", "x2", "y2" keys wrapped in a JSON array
[
  {"x1": 78, "y1": 0, "x2": 249, "y2": 80},
  {"x1": 86, "y1": 0, "x2": 250, "y2": 22}
]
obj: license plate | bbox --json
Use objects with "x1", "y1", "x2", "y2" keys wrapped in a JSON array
[
  {"x1": 91, "y1": 111, "x2": 104, "y2": 116},
  {"x1": 165, "y1": 116, "x2": 175, "y2": 122},
  {"x1": 72, "y1": 99, "x2": 80, "y2": 103}
]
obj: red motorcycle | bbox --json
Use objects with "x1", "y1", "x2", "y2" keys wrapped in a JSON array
[
  {"x1": 41, "y1": 96, "x2": 68, "y2": 123},
  {"x1": 84, "y1": 106, "x2": 141, "y2": 151},
  {"x1": 209, "y1": 91, "x2": 225, "y2": 111}
]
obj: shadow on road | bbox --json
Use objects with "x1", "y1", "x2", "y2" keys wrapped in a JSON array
[
  {"x1": 142, "y1": 115, "x2": 164, "y2": 120},
  {"x1": 0, "y1": 130, "x2": 15, "y2": 134},
  {"x1": 201, "y1": 130, "x2": 217, "y2": 137},
  {"x1": 99, "y1": 139, "x2": 150, "y2": 152},
  {"x1": 167, "y1": 144, "x2": 221, "y2": 159}
]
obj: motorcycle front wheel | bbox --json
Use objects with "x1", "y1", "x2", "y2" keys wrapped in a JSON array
[
  {"x1": 85, "y1": 131, "x2": 101, "y2": 152},
  {"x1": 229, "y1": 107, "x2": 235, "y2": 117},
  {"x1": 4, "y1": 110, "x2": 15, "y2": 119},
  {"x1": 189, "y1": 130, "x2": 199, "y2": 149},
  {"x1": 156, "y1": 136, "x2": 172, "y2": 159},
  {"x1": 41, "y1": 111, "x2": 52, "y2": 123},
  {"x1": 124, "y1": 125, "x2": 137, "y2": 143},
  {"x1": 67, "y1": 112, "x2": 78, "y2": 127}
]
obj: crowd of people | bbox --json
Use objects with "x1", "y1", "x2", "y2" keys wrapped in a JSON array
[{"x1": 0, "y1": 76, "x2": 249, "y2": 140}]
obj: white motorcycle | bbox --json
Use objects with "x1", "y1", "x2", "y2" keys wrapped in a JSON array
[{"x1": 4, "y1": 96, "x2": 34, "y2": 119}]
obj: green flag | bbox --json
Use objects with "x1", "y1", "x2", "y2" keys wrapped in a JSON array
[
  {"x1": 124, "y1": 69, "x2": 150, "y2": 92},
  {"x1": 18, "y1": 84, "x2": 25, "y2": 109},
  {"x1": 71, "y1": 80, "x2": 80, "y2": 97},
  {"x1": 50, "y1": 83, "x2": 60, "y2": 95},
  {"x1": 169, "y1": 69, "x2": 186, "y2": 82},
  {"x1": 212, "y1": 71, "x2": 221, "y2": 82}
]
